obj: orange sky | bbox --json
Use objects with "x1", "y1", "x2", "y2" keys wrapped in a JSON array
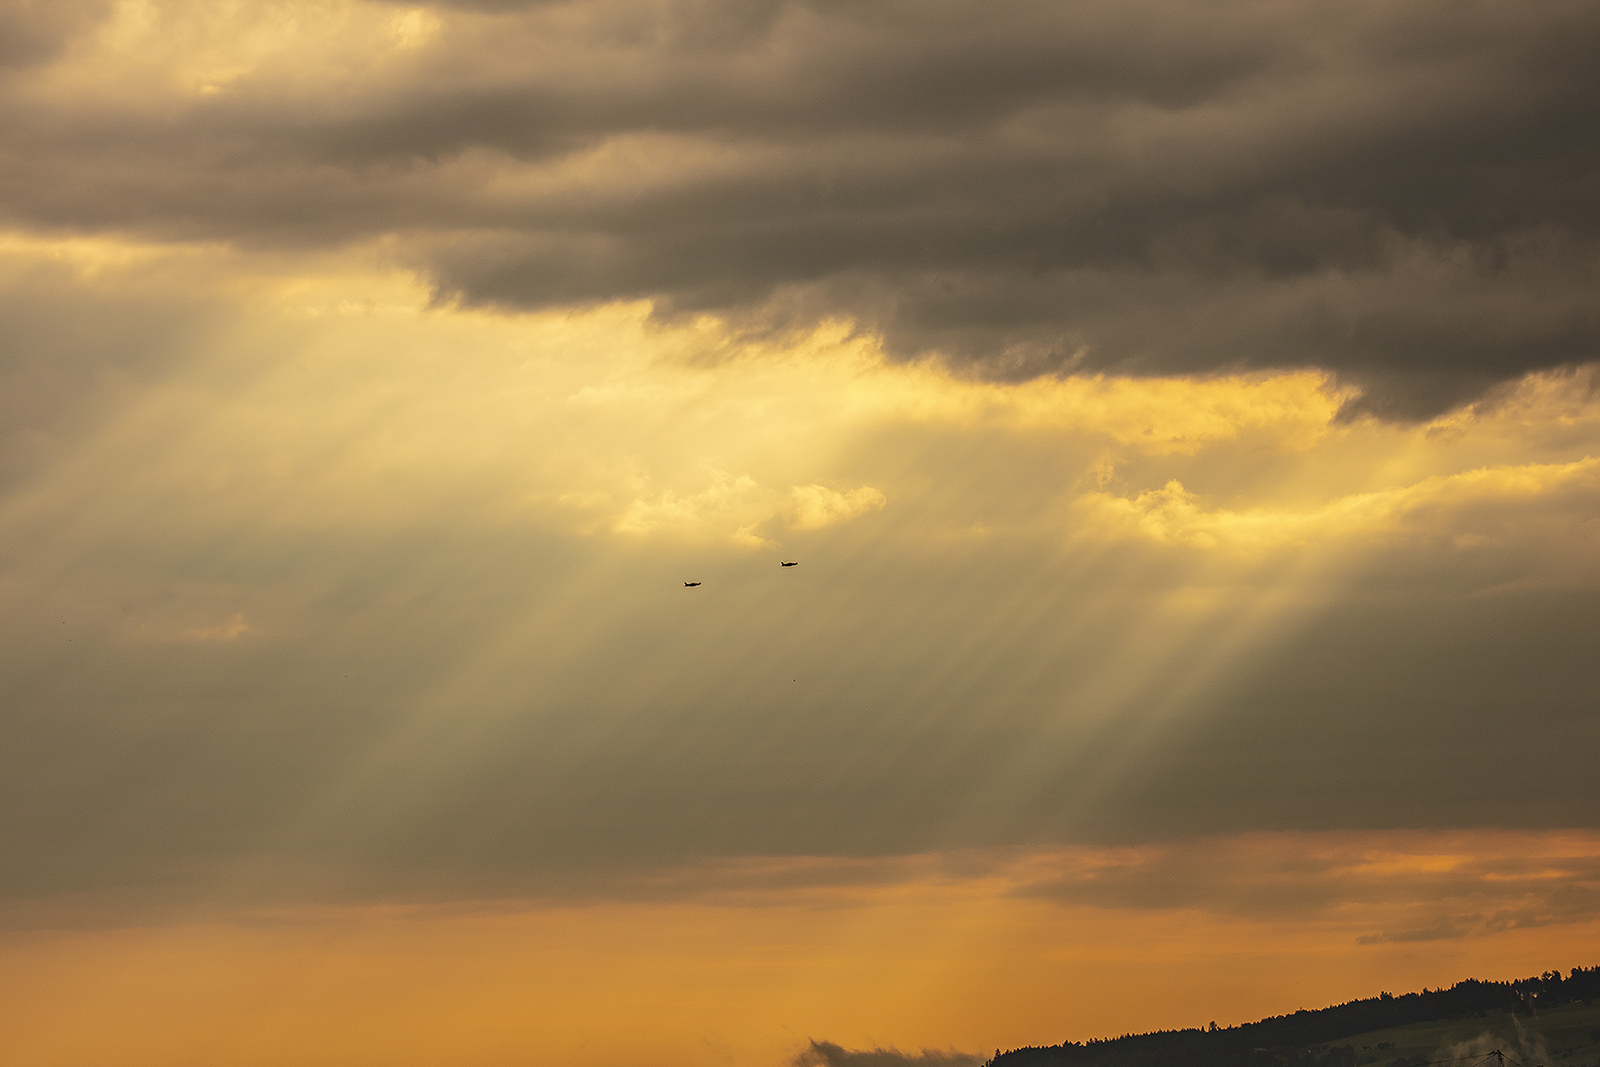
[{"x1": 5, "y1": 832, "x2": 1599, "y2": 1067}]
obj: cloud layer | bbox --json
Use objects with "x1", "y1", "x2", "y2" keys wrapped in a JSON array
[
  {"x1": 1, "y1": 247, "x2": 1598, "y2": 912},
  {"x1": 3, "y1": 0, "x2": 1599, "y2": 413},
  {"x1": 3, "y1": 10, "x2": 1600, "y2": 1062}
]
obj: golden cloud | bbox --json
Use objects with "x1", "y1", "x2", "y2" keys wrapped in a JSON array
[
  {"x1": 1072, "y1": 458, "x2": 1600, "y2": 550},
  {"x1": 784, "y1": 484, "x2": 888, "y2": 531}
]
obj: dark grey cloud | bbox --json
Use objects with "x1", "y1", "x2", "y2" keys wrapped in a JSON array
[
  {"x1": 794, "y1": 1040, "x2": 982, "y2": 1067},
  {"x1": 0, "y1": 0, "x2": 109, "y2": 69},
  {"x1": 1109, "y1": 585, "x2": 1600, "y2": 838},
  {"x1": 3, "y1": 0, "x2": 1599, "y2": 414}
]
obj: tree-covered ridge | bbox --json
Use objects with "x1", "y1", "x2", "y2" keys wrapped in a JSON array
[{"x1": 994, "y1": 966, "x2": 1600, "y2": 1067}]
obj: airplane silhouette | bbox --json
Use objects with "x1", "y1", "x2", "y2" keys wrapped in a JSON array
[
  {"x1": 684, "y1": 581, "x2": 702, "y2": 587},
  {"x1": 780, "y1": 561, "x2": 798, "y2": 567}
]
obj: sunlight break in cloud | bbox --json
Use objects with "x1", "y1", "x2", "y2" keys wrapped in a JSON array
[
  {"x1": 614, "y1": 468, "x2": 766, "y2": 540},
  {"x1": 785, "y1": 484, "x2": 888, "y2": 531},
  {"x1": 1072, "y1": 458, "x2": 1600, "y2": 551}
]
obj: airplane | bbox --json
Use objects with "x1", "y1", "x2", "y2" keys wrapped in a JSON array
[
  {"x1": 684, "y1": 581, "x2": 702, "y2": 587},
  {"x1": 780, "y1": 561, "x2": 798, "y2": 567}
]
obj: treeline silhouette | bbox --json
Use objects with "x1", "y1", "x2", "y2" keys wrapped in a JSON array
[{"x1": 994, "y1": 965, "x2": 1600, "y2": 1067}]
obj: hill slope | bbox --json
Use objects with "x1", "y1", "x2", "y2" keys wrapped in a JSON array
[{"x1": 995, "y1": 967, "x2": 1600, "y2": 1067}]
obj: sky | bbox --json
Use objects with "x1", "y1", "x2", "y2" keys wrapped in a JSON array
[{"x1": 1, "y1": 2, "x2": 1599, "y2": 1065}]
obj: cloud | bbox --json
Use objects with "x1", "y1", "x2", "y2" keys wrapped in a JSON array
[
  {"x1": 1072, "y1": 457, "x2": 1600, "y2": 551},
  {"x1": 4, "y1": 14, "x2": 1600, "y2": 1058},
  {"x1": 0, "y1": 0, "x2": 109, "y2": 69},
  {"x1": 615, "y1": 468, "x2": 767, "y2": 539},
  {"x1": 794, "y1": 1040, "x2": 983, "y2": 1067},
  {"x1": 1008, "y1": 833, "x2": 1600, "y2": 944},
  {"x1": 784, "y1": 484, "x2": 886, "y2": 530},
  {"x1": 1354, "y1": 920, "x2": 1478, "y2": 945},
  {"x1": 179, "y1": 612, "x2": 251, "y2": 642},
  {"x1": 0, "y1": 239, "x2": 224, "y2": 489},
  {"x1": 613, "y1": 475, "x2": 884, "y2": 540},
  {"x1": 1, "y1": 242, "x2": 1599, "y2": 910},
  {"x1": 1, "y1": 0, "x2": 1597, "y2": 413}
]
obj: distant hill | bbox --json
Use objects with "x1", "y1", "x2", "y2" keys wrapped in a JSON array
[{"x1": 994, "y1": 966, "x2": 1600, "y2": 1067}]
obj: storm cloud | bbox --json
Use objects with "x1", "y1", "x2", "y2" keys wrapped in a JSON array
[{"x1": 3, "y1": 0, "x2": 1599, "y2": 414}]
